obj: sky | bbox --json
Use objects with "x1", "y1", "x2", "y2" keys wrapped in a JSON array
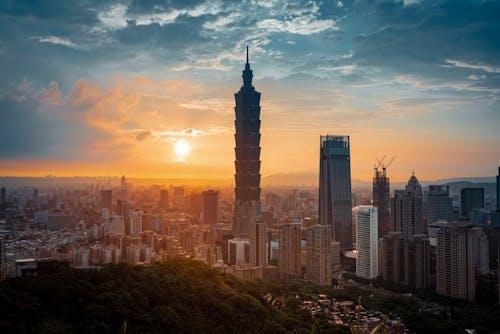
[{"x1": 0, "y1": 0, "x2": 499, "y2": 183}]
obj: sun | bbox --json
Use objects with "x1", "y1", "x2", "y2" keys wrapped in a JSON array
[{"x1": 174, "y1": 139, "x2": 190, "y2": 161}]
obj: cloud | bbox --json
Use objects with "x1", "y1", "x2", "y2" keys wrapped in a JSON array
[
  {"x1": 36, "y1": 36, "x2": 77, "y2": 48},
  {"x1": 444, "y1": 59, "x2": 500, "y2": 74}
]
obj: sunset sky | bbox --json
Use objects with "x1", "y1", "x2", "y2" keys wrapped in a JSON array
[{"x1": 1, "y1": 0, "x2": 499, "y2": 182}]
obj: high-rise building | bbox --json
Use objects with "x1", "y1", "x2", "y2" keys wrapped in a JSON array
[
  {"x1": 228, "y1": 239, "x2": 250, "y2": 265},
  {"x1": 278, "y1": 222, "x2": 302, "y2": 282},
  {"x1": 426, "y1": 185, "x2": 453, "y2": 225},
  {"x1": 319, "y1": 135, "x2": 352, "y2": 250},
  {"x1": 496, "y1": 167, "x2": 500, "y2": 211},
  {"x1": 159, "y1": 189, "x2": 168, "y2": 210},
  {"x1": 355, "y1": 206, "x2": 378, "y2": 279},
  {"x1": 379, "y1": 232, "x2": 431, "y2": 289},
  {"x1": 436, "y1": 224, "x2": 487, "y2": 301},
  {"x1": 202, "y1": 190, "x2": 219, "y2": 225},
  {"x1": 101, "y1": 190, "x2": 112, "y2": 211},
  {"x1": 392, "y1": 173, "x2": 423, "y2": 237},
  {"x1": 129, "y1": 210, "x2": 143, "y2": 237},
  {"x1": 306, "y1": 224, "x2": 333, "y2": 285},
  {"x1": 117, "y1": 200, "x2": 130, "y2": 234},
  {"x1": 233, "y1": 48, "x2": 266, "y2": 267},
  {"x1": 173, "y1": 186, "x2": 185, "y2": 211},
  {"x1": 460, "y1": 188, "x2": 484, "y2": 221},
  {"x1": 120, "y1": 175, "x2": 127, "y2": 201},
  {"x1": 373, "y1": 167, "x2": 390, "y2": 238}
]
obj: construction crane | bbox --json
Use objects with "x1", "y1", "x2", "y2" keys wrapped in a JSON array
[
  {"x1": 375, "y1": 155, "x2": 386, "y2": 170},
  {"x1": 384, "y1": 156, "x2": 396, "y2": 170}
]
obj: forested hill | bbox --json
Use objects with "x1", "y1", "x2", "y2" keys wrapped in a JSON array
[{"x1": 0, "y1": 260, "x2": 321, "y2": 334}]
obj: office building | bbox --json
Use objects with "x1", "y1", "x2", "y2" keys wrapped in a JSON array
[
  {"x1": 228, "y1": 238, "x2": 249, "y2": 265},
  {"x1": 202, "y1": 190, "x2": 219, "y2": 225},
  {"x1": 319, "y1": 135, "x2": 352, "y2": 250},
  {"x1": 380, "y1": 232, "x2": 431, "y2": 289},
  {"x1": 497, "y1": 166, "x2": 500, "y2": 211},
  {"x1": 436, "y1": 224, "x2": 488, "y2": 301},
  {"x1": 101, "y1": 189, "x2": 112, "y2": 211},
  {"x1": 460, "y1": 188, "x2": 484, "y2": 221},
  {"x1": 392, "y1": 173, "x2": 424, "y2": 237},
  {"x1": 173, "y1": 186, "x2": 185, "y2": 211},
  {"x1": 233, "y1": 48, "x2": 267, "y2": 268},
  {"x1": 129, "y1": 210, "x2": 143, "y2": 237},
  {"x1": 355, "y1": 206, "x2": 378, "y2": 279},
  {"x1": 306, "y1": 224, "x2": 333, "y2": 285},
  {"x1": 278, "y1": 222, "x2": 302, "y2": 282},
  {"x1": 120, "y1": 175, "x2": 127, "y2": 201},
  {"x1": 426, "y1": 185, "x2": 453, "y2": 225},
  {"x1": 373, "y1": 167, "x2": 391, "y2": 238},
  {"x1": 159, "y1": 189, "x2": 168, "y2": 210},
  {"x1": 117, "y1": 200, "x2": 130, "y2": 234}
]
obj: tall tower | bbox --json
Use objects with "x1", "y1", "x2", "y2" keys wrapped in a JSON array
[
  {"x1": 496, "y1": 166, "x2": 499, "y2": 211},
  {"x1": 202, "y1": 190, "x2": 219, "y2": 225},
  {"x1": 120, "y1": 175, "x2": 127, "y2": 201},
  {"x1": 233, "y1": 47, "x2": 266, "y2": 266},
  {"x1": 373, "y1": 167, "x2": 390, "y2": 238},
  {"x1": 392, "y1": 173, "x2": 423, "y2": 237},
  {"x1": 355, "y1": 206, "x2": 378, "y2": 279},
  {"x1": 319, "y1": 135, "x2": 352, "y2": 250}
]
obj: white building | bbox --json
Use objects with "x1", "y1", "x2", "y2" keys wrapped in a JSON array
[{"x1": 355, "y1": 206, "x2": 378, "y2": 279}]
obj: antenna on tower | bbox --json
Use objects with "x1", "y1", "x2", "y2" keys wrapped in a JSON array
[{"x1": 246, "y1": 45, "x2": 249, "y2": 64}]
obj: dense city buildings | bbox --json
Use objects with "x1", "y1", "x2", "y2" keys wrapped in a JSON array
[
  {"x1": 426, "y1": 185, "x2": 453, "y2": 225},
  {"x1": 306, "y1": 224, "x2": 333, "y2": 285},
  {"x1": 319, "y1": 135, "x2": 352, "y2": 250},
  {"x1": 391, "y1": 173, "x2": 424, "y2": 237},
  {"x1": 354, "y1": 206, "x2": 378, "y2": 279},
  {"x1": 460, "y1": 188, "x2": 484, "y2": 221},
  {"x1": 373, "y1": 166, "x2": 390, "y2": 238},
  {"x1": 202, "y1": 190, "x2": 219, "y2": 225},
  {"x1": 278, "y1": 222, "x2": 302, "y2": 282}
]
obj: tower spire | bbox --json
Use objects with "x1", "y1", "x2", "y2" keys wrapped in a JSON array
[
  {"x1": 242, "y1": 46, "x2": 253, "y2": 87},
  {"x1": 246, "y1": 45, "x2": 249, "y2": 64}
]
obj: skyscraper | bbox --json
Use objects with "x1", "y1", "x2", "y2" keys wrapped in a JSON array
[
  {"x1": 120, "y1": 175, "x2": 127, "y2": 201},
  {"x1": 173, "y1": 186, "x2": 185, "y2": 211},
  {"x1": 319, "y1": 135, "x2": 352, "y2": 250},
  {"x1": 379, "y1": 232, "x2": 431, "y2": 289},
  {"x1": 392, "y1": 173, "x2": 424, "y2": 237},
  {"x1": 101, "y1": 190, "x2": 112, "y2": 211},
  {"x1": 355, "y1": 206, "x2": 378, "y2": 279},
  {"x1": 306, "y1": 224, "x2": 333, "y2": 285},
  {"x1": 278, "y1": 222, "x2": 302, "y2": 282},
  {"x1": 436, "y1": 224, "x2": 485, "y2": 301},
  {"x1": 202, "y1": 190, "x2": 219, "y2": 225},
  {"x1": 426, "y1": 185, "x2": 453, "y2": 224},
  {"x1": 460, "y1": 188, "x2": 484, "y2": 220},
  {"x1": 159, "y1": 189, "x2": 168, "y2": 210},
  {"x1": 497, "y1": 167, "x2": 500, "y2": 211},
  {"x1": 373, "y1": 167, "x2": 390, "y2": 238},
  {"x1": 233, "y1": 47, "x2": 266, "y2": 266}
]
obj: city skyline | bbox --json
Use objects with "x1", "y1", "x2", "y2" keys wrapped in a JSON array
[{"x1": 1, "y1": 1, "x2": 500, "y2": 182}]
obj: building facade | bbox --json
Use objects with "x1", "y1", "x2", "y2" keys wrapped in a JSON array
[
  {"x1": 278, "y1": 222, "x2": 302, "y2": 282},
  {"x1": 392, "y1": 173, "x2": 424, "y2": 237},
  {"x1": 460, "y1": 188, "x2": 484, "y2": 221},
  {"x1": 426, "y1": 185, "x2": 453, "y2": 225},
  {"x1": 373, "y1": 167, "x2": 391, "y2": 238},
  {"x1": 319, "y1": 135, "x2": 352, "y2": 250},
  {"x1": 202, "y1": 190, "x2": 219, "y2": 225},
  {"x1": 355, "y1": 206, "x2": 378, "y2": 279},
  {"x1": 306, "y1": 224, "x2": 333, "y2": 285}
]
